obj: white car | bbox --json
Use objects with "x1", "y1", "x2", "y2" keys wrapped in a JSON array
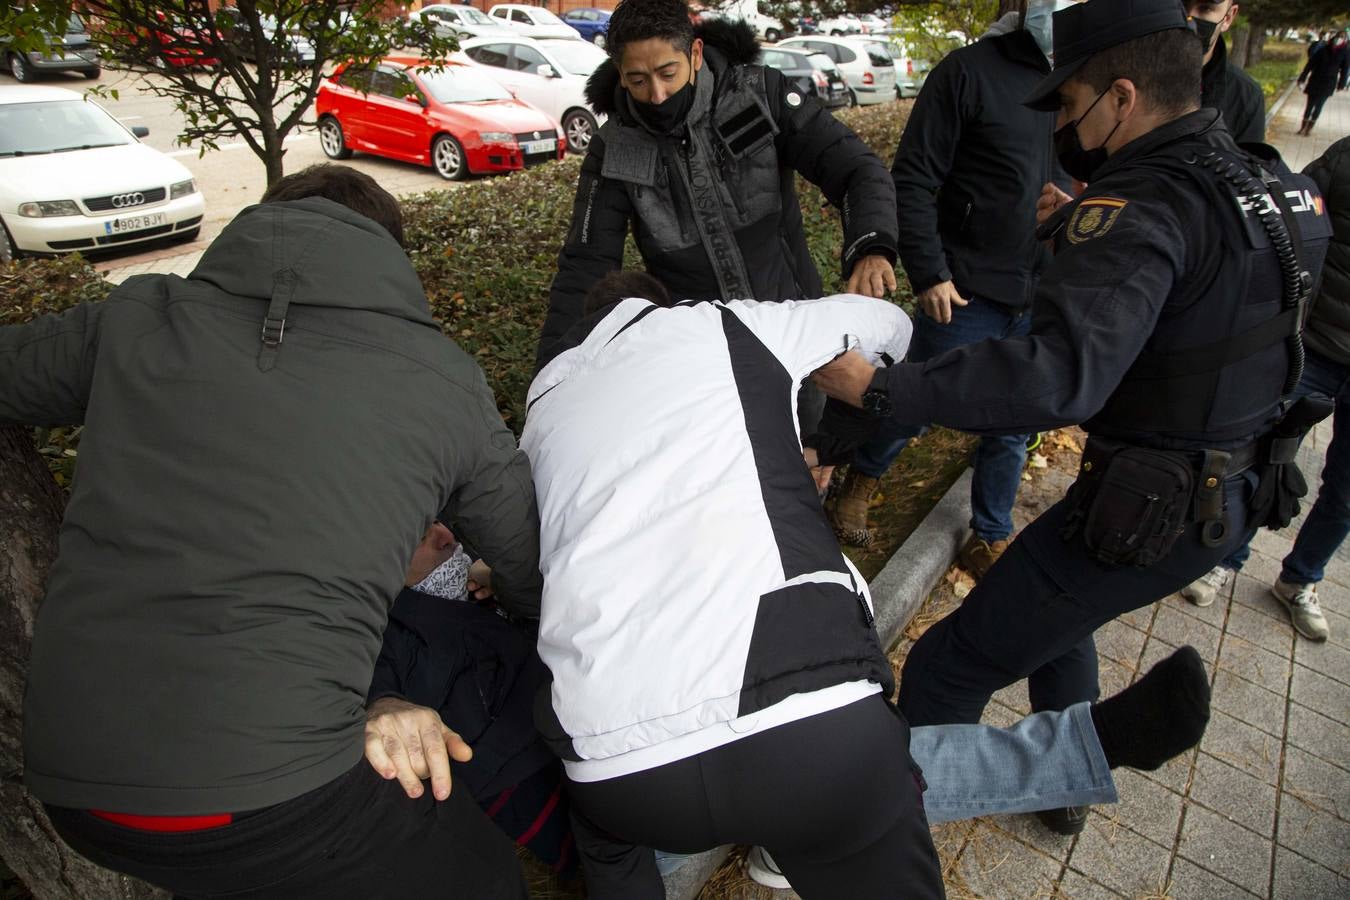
[
  {"x1": 457, "y1": 35, "x2": 607, "y2": 154},
  {"x1": 411, "y1": 4, "x2": 515, "y2": 41},
  {"x1": 816, "y1": 15, "x2": 862, "y2": 36},
  {"x1": 487, "y1": 5, "x2": 581, "y2": 41},
  {"x1": 716, "y1": 2, "x2": 789, "y2": 43},
  {"x1": 0, "y1": 85, "x2": 204, "y2": 262},
  {"x1": 777, "y1": 36, "x2": 895, "y2": 106}
]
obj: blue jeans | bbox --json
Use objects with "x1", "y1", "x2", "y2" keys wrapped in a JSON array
[
  {"x1": 852, "y1": 297, "x2": 1032, "y2": 542},
  {"x1": 1220, "y1": 349, "x2": 1350, "y2": 584},
  {"x1": 653, "y1": 702, "x2": 1116, "y2": 873}
]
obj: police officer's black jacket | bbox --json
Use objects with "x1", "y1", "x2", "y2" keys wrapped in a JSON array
[
  {"x1": 892, "y1": 28, "x2": 1065, "y2": 309},
  {"x1": 537, "y1": 19, "x2": 898, "y2": 368},
  {"x1": 879, "y1": 109, "x2": 1332, "y2": 452},
  {"x1": 1201, "y1": 36, "x2": 1265, "y2": 145}
]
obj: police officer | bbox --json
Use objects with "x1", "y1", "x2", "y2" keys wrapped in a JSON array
[{"x1": 813, "y1": 0, "x2": 1331, "y2": 836}]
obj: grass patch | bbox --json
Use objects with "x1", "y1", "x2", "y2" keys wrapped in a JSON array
[{"x1": 1246, "y1": 40, "x2": 1305, "y2": 107}]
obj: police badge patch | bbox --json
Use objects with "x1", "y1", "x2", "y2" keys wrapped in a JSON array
[{"x1": 1066, "y1": 197, "x2": 1128, "y2": 244}]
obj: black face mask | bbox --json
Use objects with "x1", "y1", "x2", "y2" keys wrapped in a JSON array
[
  {"x1": 1190, "y1": 16, "x2": 1219, "y2": 53},
  {"x1": 633, "y1": 78, "x2": 696, "y2": 133},
  {"x1": 1054, "y1": 87, "x2": 1123, "y2": 182}
]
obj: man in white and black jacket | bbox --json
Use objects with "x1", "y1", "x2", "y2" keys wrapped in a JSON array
[{"x1": 521, "y1": 276, "x2": 1212, "y2": 898}]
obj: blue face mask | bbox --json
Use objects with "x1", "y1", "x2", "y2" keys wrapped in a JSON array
[{"x1": 1025, "y1": 0, "x2": 1075, "y2": 62}]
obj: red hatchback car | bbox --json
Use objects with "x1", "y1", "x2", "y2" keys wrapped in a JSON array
[{"x1": 315, "y1": 57, "x2": 564, "y2": 180}]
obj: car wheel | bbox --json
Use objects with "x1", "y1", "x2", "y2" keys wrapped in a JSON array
[
  {"x1": 765, "y1": 28, "x2": 780, "y2": 43},
  {"x1": 432, "y1": 134, "x2": 468, "y2": 181},
  {"x1": 847, "y1": 88, "x2": 858, "y2": 107},
  {"x1": 592, "y1": 32, "x2": 606, "y2": 48},
  {"x1": 9, "y1": 52, "x2": 33, "y2": 83},
  {"x1": 830, "y1": 29, "x2": 843, "y2": 36},
  {"x1": 0, "y1": 219, "x2": 18, "y2": 265},
  {"x1": 562, "y1": 108, "x2": 597, "y2": 155},
  {"x1": 319, "y1": 115, "x2": 353, "y2": 160},
  {"x1": 84, "y1": 65, "x2": 101, "y2": 80}
]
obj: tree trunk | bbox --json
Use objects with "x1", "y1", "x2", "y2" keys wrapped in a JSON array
[
  {"x1": 0, "y1": 426, "x2": 165, "y2": 900},
  {"x1": 1247, "y1": 29, "x2": 1267, "y2": 68},
  {"x1": 1230, "y1": 23, "x2": 1250, "y2": 67}
]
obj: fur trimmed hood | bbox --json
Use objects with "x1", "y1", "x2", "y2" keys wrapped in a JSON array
[{"x1": 584, "y1": 18, "x2": 760, "y2": 115}]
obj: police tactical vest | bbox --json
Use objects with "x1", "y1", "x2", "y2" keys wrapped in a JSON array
[{"x1": 1086, "y1": 139, "x2": 1333, "y2": 450}]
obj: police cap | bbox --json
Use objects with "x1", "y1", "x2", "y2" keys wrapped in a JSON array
[{"x1": 1024, "y1": 0, "x2": 1190, "y2": 111}]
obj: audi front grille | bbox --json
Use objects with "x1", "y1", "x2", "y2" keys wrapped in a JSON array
[{"x1": 83, "y1": 187, "x2": 168, "y2": 212}]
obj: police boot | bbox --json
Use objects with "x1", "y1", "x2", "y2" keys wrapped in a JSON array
[
  {"x1": 957, "y1": 534, "x2": 1010, "y2": 582},
  {"x1": 828, "y1": 469, "x2": 881, "y2": 547}
]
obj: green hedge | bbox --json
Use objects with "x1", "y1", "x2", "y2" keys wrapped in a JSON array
[{"x1": 4, "y1": 100, "x2": 912, "y2": 462}]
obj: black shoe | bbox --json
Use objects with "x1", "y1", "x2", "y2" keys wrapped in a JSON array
[{"x1": 1035, "y1": 805, "x2": 1090, "y2": 836}]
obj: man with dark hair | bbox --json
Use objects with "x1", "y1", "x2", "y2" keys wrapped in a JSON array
[
  {"x1": 537, "y1": 0, "x2": 900, "y2": 376},
  {"x1": 0, "y1": 164, "x2": 540, "y2": 897},
  {"x1": 828, "y1": 0, "x2": 1073, "y2": 571},
  {"x1": 1187, "y1": 1, "x2": 1265, "y2": 145},
  {"x1": 582, "y1": 269, "x2": 673, "y2": 316},
  {"x1": 814, "y1": 0, "x2": 1331, "y2": 836}
]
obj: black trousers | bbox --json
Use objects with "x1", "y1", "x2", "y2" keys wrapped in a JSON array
[
  {"x1": 45, "y1": 760, "x2": 527, "y2": 900},
  {"x1": 899, "y1": 471, "x2": 1255, "y2": 726},
  {"x1": 565, "y1": 696, "x2": 946, "y2": 900}
]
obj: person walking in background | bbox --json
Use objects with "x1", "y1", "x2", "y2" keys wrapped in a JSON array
[
  {"x1": 827, "y1": 0, "x2": 1073, "y2": 577},
  {"x1": 1297, "y1": 29, "x2": 1348, "y2": 136}
]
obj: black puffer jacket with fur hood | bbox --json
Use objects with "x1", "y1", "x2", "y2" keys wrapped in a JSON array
[{"x1": 537, "y1": 20, "x2": 898, "y2": 368}]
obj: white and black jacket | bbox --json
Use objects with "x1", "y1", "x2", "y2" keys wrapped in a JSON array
[{"x1": 521, "y1": 294, "x2": 910, "y2": 765}]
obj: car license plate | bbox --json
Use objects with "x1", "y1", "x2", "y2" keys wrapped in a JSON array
[
  {"x1": 105, "y1": 213, "x2": 166, "y2": 234},
  {"x1": 521, "y1": 139, "x2": 556, "y2": 154}
]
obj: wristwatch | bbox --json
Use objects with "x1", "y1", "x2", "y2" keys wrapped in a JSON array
[{"x1": 862, "y1": 368, "x2": 892, "y2": 419}]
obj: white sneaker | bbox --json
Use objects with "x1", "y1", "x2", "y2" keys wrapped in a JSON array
[
  {"x1": 1180, "y1": 565, "x2": 1232, "y2": 608},
  {"x1": 1271, "y1": 578, "x2": 1330, "y2": 641},
  {"x1": 746, "y1": 846, "x2": 792, "y2": 890}
]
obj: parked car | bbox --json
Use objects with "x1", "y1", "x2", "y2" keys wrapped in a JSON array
[
  {"x1": 560, "y1": 8, "x2": 611, "y2": 47},
  {"x1": 1, "y1": 12, "x2": 100, "y2": 82},
  {"x1": 487, "y1": 5, "x2": 581, "y2": 41},
  {"x1": 777, "y1": 35, "x2": 895, "y2": 106},
  {"x1": 856, "y1": 14, "x2": 892, "y2": 36},
  {"x1": 0, "y1": 85, "x2": 204, "y2": 262},
  {"x1": 794, "y1": 16, "x2": 820, "y2": 35},
  {"x1": 215, "y1": 8, "x2": 315, "y2": 64},
  {"x1": 114, "y1": 10, "x2": 221, "y2": 69},
  {"x1": 816, "y1": 15, "x2": 862, "y2": 36},
  {"x1": 410, "y1": 4, "x2": 515, "y2": 41},
  {"x1": 757, "y1": 46, "x2": 848, "y2": 109},
  {"x1": 717, "y1": 2, "x2": 790, "y2": 43},
  {"x1": 872, "y1": 40, "x2": 926, "y2": 98},
  {"x1": 315, "y1": 57, "x2": 564, "y2": 181},
  {"x1": 456, "y1": 35, "x2": 607, "y2": 154}
]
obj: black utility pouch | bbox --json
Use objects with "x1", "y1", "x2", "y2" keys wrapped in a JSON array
[{"x1": 1063, "y1": 440, "x2": 1196, "y2": 568}]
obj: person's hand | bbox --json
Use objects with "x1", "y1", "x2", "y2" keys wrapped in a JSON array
[
  {"x1": 802, "y1": 448, "x2": 832, "y2": 494},
  {"x1": 1036, "y1": 182, "x2": 1075, "y2": 227},
  {"x1": 812, "y1": 351, "x2": 879, "y2": 409},
  {"x1": 364, "y1": 697, "x2": 472, "y2": 801},
  {"x1": 845, "y1": 254, "x2": 898, "y2": 298},
  {"x1": 916, "y1": 280, "x2": 968, "y2": 325},
  {"x1": 466, "y1": 560, "x2": 494, "y2": 601}
]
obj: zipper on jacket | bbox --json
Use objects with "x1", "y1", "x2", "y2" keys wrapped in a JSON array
[{"x1": 857, "y1": 591, "x2": 875, "y2": 628}]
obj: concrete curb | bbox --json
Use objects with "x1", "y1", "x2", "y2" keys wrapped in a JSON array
[
  {"x1": 1267, "y1": 79, "x2": 1300, "y2": 127},
  {"x1": 658, "y1": 467, "x2": 973, "y2": 898},
  {"x1": 870, "y1": 468, "x2": 974, "y2": 649}
]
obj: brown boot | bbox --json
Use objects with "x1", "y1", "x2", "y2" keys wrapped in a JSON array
[
  {"x1": 828, "y1": 469, "x2": 881, "y2": 547},
  {"x1": 957, "y1": 534, "x2": 1010, "y2": 581}
]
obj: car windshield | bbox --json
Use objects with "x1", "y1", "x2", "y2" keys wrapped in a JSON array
[
  {"x1": 458, "y1": 7, "x2": 495, "y2": 24},
  {"x1": 416, "y1": 66, "x2": 513, "y2": 103},
  {"x1": 66, "y1": 13, "x2": 85, "y2": 33},
  {"x1": 539, "y1": 39, "x2": 607, "y2": 75},
  {"x1": 528, "y1": 8, "x2": 565, "y2": 25},
  {"x1": 867, "y1": 41, "x2": 898, "y2": 60},
  {"x1": 0, "y1": 99, "x2": 131, "y2": 157}
]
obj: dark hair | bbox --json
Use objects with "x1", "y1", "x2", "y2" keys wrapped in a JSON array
[
  {"x1": 583, "y1": 270, "x2": 673, "y2": 315},
  {"x1": 605, "y1": 0, "x2": 695, "y2": 64},
  {"x1": 1073, "y1": 28, "x2": 1202, "y2": 119},
  {"x1": 260, "y1": 164, "x2": 405, "y2": 247}
]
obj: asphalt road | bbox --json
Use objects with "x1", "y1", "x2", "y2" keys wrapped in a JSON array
[{"x1": 2, "y1": 64, "x2": 471, "y2": 267}]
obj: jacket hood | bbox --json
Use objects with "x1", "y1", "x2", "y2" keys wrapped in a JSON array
[
  {"x1": 585, "y1": 18, "x2": 759, "y2": 115},
  {"x1": 188, "y1": 197, "x2": 435, "y2": 326}
]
